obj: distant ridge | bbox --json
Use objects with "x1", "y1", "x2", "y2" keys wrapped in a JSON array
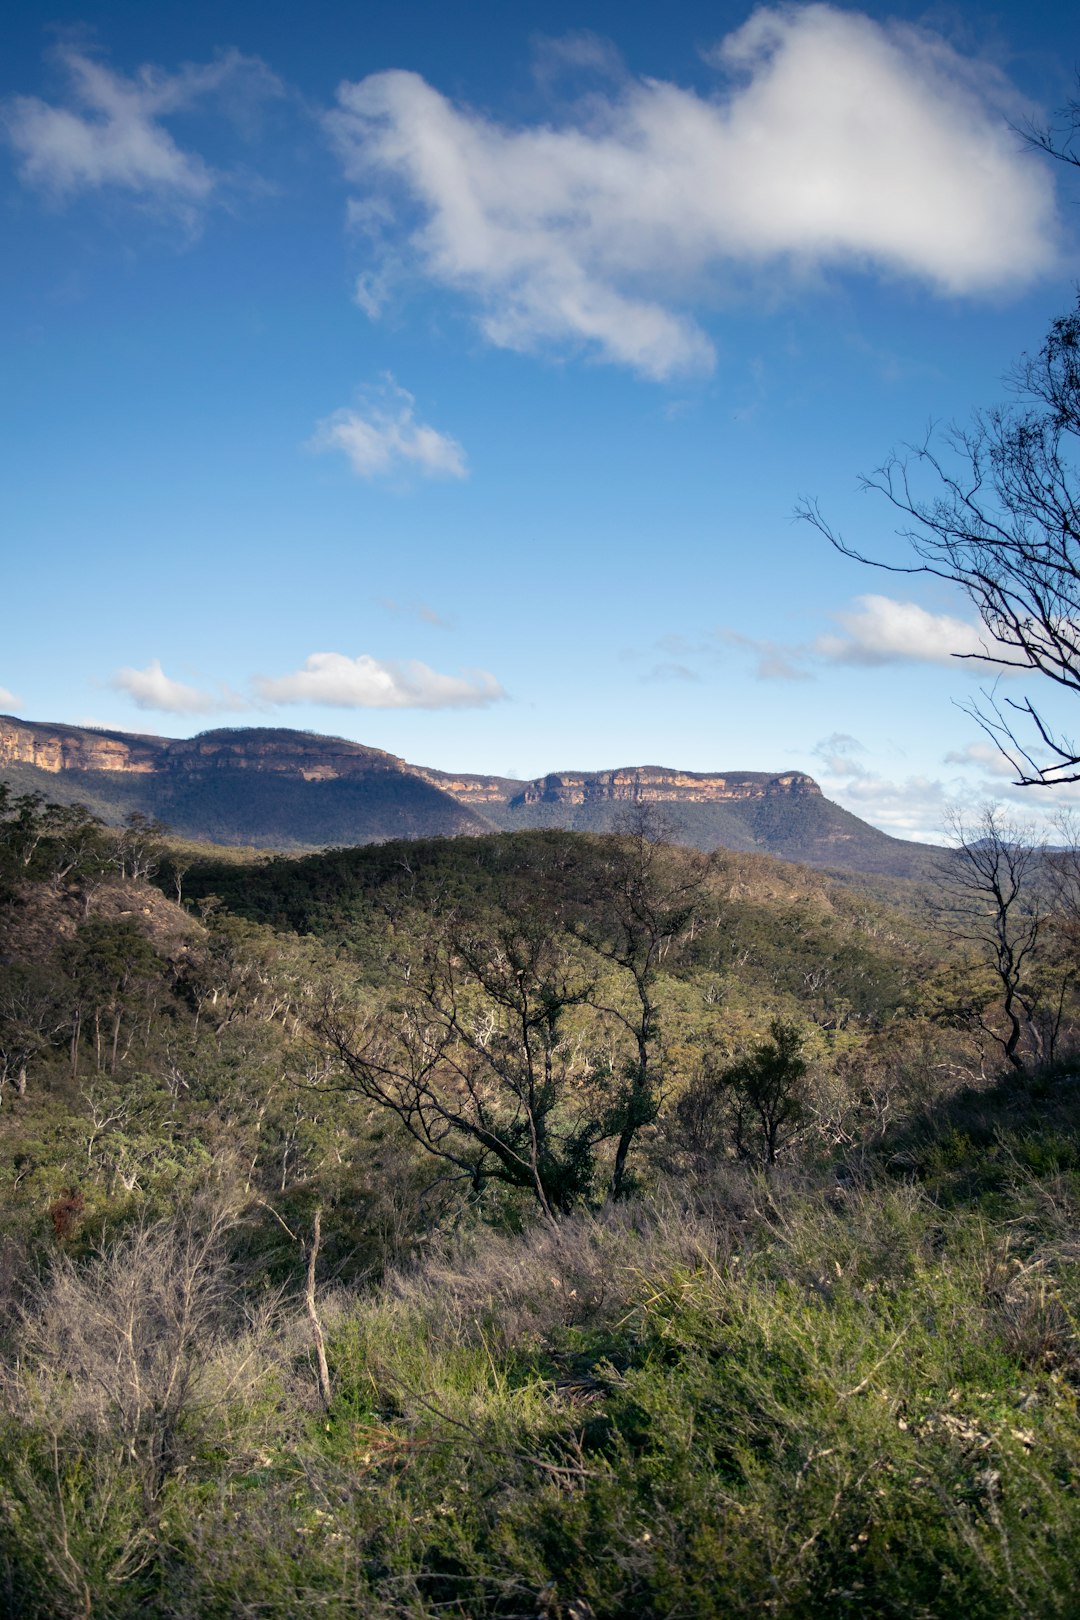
[{"x1": 0, "y1": 714, "x2": 941, "y2": 876}]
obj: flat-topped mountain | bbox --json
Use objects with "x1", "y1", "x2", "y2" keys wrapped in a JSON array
[
  {"x1": 1, "y1": 716, "x2": 405, "y2": 779},
  {"x1": 0, "y1": 714, "x2": 939, "y2": 876},
  {"x1": 0, "y1": 715, "x2": 489, "y2": 846}
]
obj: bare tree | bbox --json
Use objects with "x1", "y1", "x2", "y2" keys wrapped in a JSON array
[
  {"x1": 7, "y1": 1196, "x2": 251, "y2": 1501},
  {"x1": 941, "y1": 808, "x2": 1057, "y2": 1071},
  {"x1": 1020, "y1": 75, "x2": 1080, "y2": 172},
  {"x1": 798, "y1": 300, "x2": 1080, "y2": 786}
]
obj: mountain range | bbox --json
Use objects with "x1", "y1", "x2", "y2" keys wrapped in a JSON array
[{"x1": 0, "y1": 713, "x2": 941, "y2": 877}]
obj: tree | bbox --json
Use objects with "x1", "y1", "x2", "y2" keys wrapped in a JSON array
[
  {"x1": 61, "y1": 918, "x2": 162, "y2": 1077},
  {"x1": 0, "y1": 788, "x2": 49, "y2": 894},
  {"x1": 725, "y1": 1020, "x2": 810, "y2": 1168},
  {"x1": 317, "y1": 899, "x2": 611, "y2": 1224},
  {"x1": 942, "y1": 807, "x2": 1070, "y2": 1071},
  {"x1": 677, "y1": 1021, "x2": 811, "y2": 1170},
  {"x1": 798, "y1": 298, "x2": 1080, "y2": 787},
  {"x1": 571, "y1": 808, "x2": 709, "y2": 1196},
  {"x1": 0, "y1": 963, "x2": 67, "y2": 1102},
  {"x1": 113, "y1": 812, "x2": 168, "y2": 882},
  {"x1": 314, "y1": 831, "x2": 700, "y2": 1222},
  {"x1": 0, "y1": 790, "x2": 107, "y2": 892}
]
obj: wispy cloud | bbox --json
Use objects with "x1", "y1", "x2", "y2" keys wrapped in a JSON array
[
  {"x1": 379, "y1": 597, "x2": 454, "y2": 629},
  {"x1": 0, "y1": 685, "x2": 22, "y2": 710},
  {"x1": 4, "y1": 46, "x2": 282, "y2": 222},
  {"x1": 714, "y1": 628, "x2": 811, "y2": 682},
  {"x1": 633, "y1": 627, "x2": 809, "y2": 683},
  {"x1": 812, "y1": 731, "x2": 868, "y2": 778},
  {"x1": 326, "y1": 5, "x2": 1057, "y2": 378},
  {"x1": 640, "y1": 593, "x2": 1003, "y2": 688},
  {"x1": 311, "y1": 377, "x2": 467, "y2": 480},
  {"x1": 111, "y1": 659, "x2": 244, "y2": 715},
  {"x1": 645, "y1": 661, "x2": 701, "y2": 684},
  {"x1": 253, "y1": 652, "x2": 505, "y2": 709}
]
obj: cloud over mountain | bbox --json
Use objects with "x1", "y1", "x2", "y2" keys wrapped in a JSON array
[
  {"x1": 253, "y1": 652, "x2": 505, "y2": 709},
  {"x1": 111, "y1": 660, "x2": 235, "y2": 714}
]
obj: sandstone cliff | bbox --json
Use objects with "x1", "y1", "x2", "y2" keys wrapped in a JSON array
[{"x1": 0, "y1": 717, "x2": 405, "y2": 782}]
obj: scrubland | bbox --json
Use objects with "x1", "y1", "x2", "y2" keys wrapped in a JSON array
[{"x1": 0, "y1": 792, "x2": 1077, "y2": 1617}]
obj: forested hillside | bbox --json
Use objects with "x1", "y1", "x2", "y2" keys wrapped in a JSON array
[{"x1": 0, "y1": 786, "x2": 1078, "y2": 1616}]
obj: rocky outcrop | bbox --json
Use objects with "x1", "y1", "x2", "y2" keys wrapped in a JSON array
[
  {"x1": 411, "y1": 765, "x2": 820, "y2": 811},
  {"x1": 0, "y1": 716, "x2": 164, "y2": 774},
  {"x1": 410, "y1": 769, "x2": 527, "y2": 806},
  {"x1": 505, "y1": 767, "x2": 820, "y2": 808},
  {"x1": 0, "y1": 716, "x2": 405, "y2": 782}
]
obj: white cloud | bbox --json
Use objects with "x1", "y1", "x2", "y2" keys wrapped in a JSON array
[
  {"x1": 0, "y1": 685, "x2": 22, "y2": 710},
  {"x1": 943, "y1": 740, "x2": 1018, "y2": 778},
  {"x1": 826, "y1": 768, "x2": 953, "y2": 841},
  {"x1": 815, "y1": 594, "x2": 994, "y2": 667},
  {"x1": 326, "y1": 5, "x2": 1058, "y2": 378},
  {"x1": 111, "y1": 659, "x2": 239, "y2": 714},
  {"x1": 805, "y1": 728, "x2": 1080, "y2": 840},
  {"x1": 4, "y1": 47, "x2": 281, "y2": 218},
  {"x1": 312, "y1": 378, "x2": 467, "y2": 480},
  {"x1": 806, "y1": 732, "x2": 945, "y2": 837},
  {"x1": 254, "y1": 652, "x2": 505, "y2": 709}
]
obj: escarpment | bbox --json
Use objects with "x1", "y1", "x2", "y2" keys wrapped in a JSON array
[{"x1": 0, "y1": 714, "x2": 936, "y2": 875}]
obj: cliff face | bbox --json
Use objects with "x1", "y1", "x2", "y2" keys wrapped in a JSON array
[
  {"x1": 0, "y1": 717, "x2": 405, "y2": 782},
  {"x1": 410, "y1": 769, "x2": 526, "y2": 806},
  {"x1": 412, "y1": 765, "x2": 820, "y2": 810},
  {"x1": 159, "y1": 730, "x2": 404, "y2": 780},
  {"x1": 506, "y1": 768, "x2": 820, "y2": 808},
  {"x1": 0, "y1": 717, "x2": 164, "y2": 775},
  {"x1": 0, "y1": 716, "x2": 491, "y2": 849},
  {"x1": 1, "y1": 718, "x2": 821, "y2": 813}
]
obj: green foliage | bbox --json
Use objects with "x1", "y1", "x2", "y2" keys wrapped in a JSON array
[
  {"x1": 1, "y1": 788, "x2": 1079, "y2": 1615},
  {"x1": 4, "y1": 1095, "x2": 1079, "y2": 1617}
]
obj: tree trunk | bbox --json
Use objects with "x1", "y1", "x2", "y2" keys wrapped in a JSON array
[{"x1": 305, "y1": 1210, "x2": 333, "y2": 1411}]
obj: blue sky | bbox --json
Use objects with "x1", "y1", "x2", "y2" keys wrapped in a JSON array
[{"x1": 3, "y1": 0, "x2": 1079, "y2": 840}]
